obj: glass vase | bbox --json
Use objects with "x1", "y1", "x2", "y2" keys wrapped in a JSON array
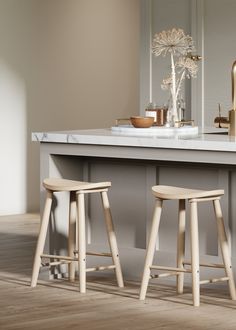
[{"x1": 166, "y1": 97, "x2": 179, "y2": 127}]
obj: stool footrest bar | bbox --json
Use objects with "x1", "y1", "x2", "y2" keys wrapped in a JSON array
[
  {"x1": 42, "y1": 260, "x2": 71, "y2": 267},
  {"x1": 41, "y1": 254, "x2": 76, "y2": 261},
  {"x1": 150, "y1": 272, "x2": 179, "y2": 279},
  {"x1": 200, "y1": 276, "x2": 229, "y2": 285},
  {"x1": 86, "y1": 265, "x2": 116, "y2": 272},
  {"x1": 74, "y1": 250, "x2": 112, "y2": 257},
  {"x1": 150, "y1": 265, "x2": 191, "y2": 273},
  {"x1": 184, "y1": 261, "x2": 225, "y2": 269}
]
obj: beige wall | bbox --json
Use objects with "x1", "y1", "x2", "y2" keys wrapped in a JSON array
[
  {"x1": 0, "y1": 0, "x2": 35, "y2": 215},
  {"x1": 0, "y1": 0, "x2": 140, "y2": 214}
]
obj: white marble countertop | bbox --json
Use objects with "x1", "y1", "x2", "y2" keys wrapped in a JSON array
[{"x1": 32, "y1": 127, "x2": 236, "y2": 152}]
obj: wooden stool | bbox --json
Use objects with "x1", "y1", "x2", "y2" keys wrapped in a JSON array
[
  {"x1": 139, "y1": 185, "x2": 236, "y2": 306},
  {"x1": 31, "y1": 178, "x2": 124, "y2": 292}
]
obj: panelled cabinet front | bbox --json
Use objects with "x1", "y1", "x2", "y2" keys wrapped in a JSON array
[{"x1": 41, "y1": 145, "x2": 235, "y2": 283}]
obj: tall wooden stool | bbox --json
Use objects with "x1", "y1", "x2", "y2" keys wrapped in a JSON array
[
  {"x1": 31, "y1": 178, "x2": 124, "y2": 292},
  {"x1": 139, "y1": 185, "x2": 236, "y2": 306}
]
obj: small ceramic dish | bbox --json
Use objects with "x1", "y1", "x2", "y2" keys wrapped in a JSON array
[{"x1": 130, "y1": 116, "x2": 154, "y2": 128}]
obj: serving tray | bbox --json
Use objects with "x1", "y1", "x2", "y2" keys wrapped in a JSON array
[{"x1": 111, "y1": 125, "x2": 199, "y2": 137}]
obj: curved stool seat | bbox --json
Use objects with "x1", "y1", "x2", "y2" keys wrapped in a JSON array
[
  {"x1": 43, "y1": 178, "x2": 111, "y2": 192},
  {"x1": 152, "y1": 185, "x2": 224, "y2": 200},
  {"x1": 31, "y1": 178, "x2": 124, "y2": 293},
  {"x1": 140, "y1": 185, "x2": 236, "y2": 307}
]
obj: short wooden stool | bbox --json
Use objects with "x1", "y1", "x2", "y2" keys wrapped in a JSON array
[
  {"x1": 139, "y1": 185, "x2": 236, "y2": 306},
  {"x1": 31, "y1": 178, "x2": 124, "y2": 292}
]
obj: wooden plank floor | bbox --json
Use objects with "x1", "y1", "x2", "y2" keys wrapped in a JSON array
[{"x1": 1, "y1": 214, "x2": 236, "y2": 330}]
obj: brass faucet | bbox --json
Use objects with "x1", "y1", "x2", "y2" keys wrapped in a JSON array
[
  {"x1": 229, "y1": 60, "x2": 236, "y2": 136},
  {"x1": 214, "y1": 60, "x2": 236, "y2": 135},
  {"x1": 214, "y1": 103, "x2": 230, "y2": 128},
  {"x1": 232, "y1": 60, "x2": 236, "y2": 110}
]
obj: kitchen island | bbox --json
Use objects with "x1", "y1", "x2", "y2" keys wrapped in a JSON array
[{"x1": 33, "y1": 127, "x2": 236, "y2": 281}]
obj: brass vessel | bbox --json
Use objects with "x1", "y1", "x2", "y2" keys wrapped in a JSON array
[
  {"x1": 229, "y1": 60, "x2": 236, "y2": 136},
  {"x1": 214, "y1": 60, "x2": 236, "y2": 135}
]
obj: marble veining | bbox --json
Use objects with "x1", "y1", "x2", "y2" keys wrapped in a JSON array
[
  {"x1": 32, "y1": 127, "x2": 236, "y2": 152},
  {"x1": 111, "y1": 125, "x2": 199, "y2": 137}
]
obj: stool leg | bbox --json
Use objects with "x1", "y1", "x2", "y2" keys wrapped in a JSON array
[
  {"x1": 177, "y1": 199, "x2": 186, "y2": 294},
  {"x1": 77, "y1": 192, "x2": 86, "y2": 293},
  {"x1": 31, "y1": 190, "x2": 53, "y2": 287},
  {"x1": 101, "y1": 191, "x2": 124, "y2": 288},
  {"x1": 139, "y1": 199, "x2": 163, "y2": 300},
  {"x1": 213, "y1": 199, "x2": 236, "y2": 300},
  {"x1": 68, "y1": 192, "x2": 76, "y2": 282},
  {"x1": 190, "y1": 201, "x2": 200, "y2": 307}
]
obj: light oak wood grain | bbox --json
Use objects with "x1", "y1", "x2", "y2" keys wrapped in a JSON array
[
  {"x1": 31, "y1": 178, "x2": 124, "y2": 293},
  {"x1": 1, "y1": 214, "x2": 236, "y2": 330},
  {"x1": 140, "y1": 185, "x2": 236, "y2": 307}
]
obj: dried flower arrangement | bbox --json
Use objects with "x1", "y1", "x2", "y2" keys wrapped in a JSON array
[{"x1": 152, "y1": 28, "x2": 198, "y2": 124}]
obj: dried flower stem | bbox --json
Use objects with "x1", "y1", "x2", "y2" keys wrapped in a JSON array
[
  {"x1": 171, "y1": 53, "x2": 178, "y2": 120},
  {"x1": 152, "y1": 28, "x2": 198, "y2": 124},
  {"x1": 176, "y1": 70, "x2": 186, "y2": 100}
]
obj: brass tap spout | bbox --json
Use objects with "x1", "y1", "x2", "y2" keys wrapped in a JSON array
[
  {"x1": 214, "y1": 103, "x2": 229, "y2": 128},
  {"x1": 232, "y1": 60, "x2": 236, "y2": 110},
  {"x1": 229, "y1": 60, "x2": 236, "y2": 136}
]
